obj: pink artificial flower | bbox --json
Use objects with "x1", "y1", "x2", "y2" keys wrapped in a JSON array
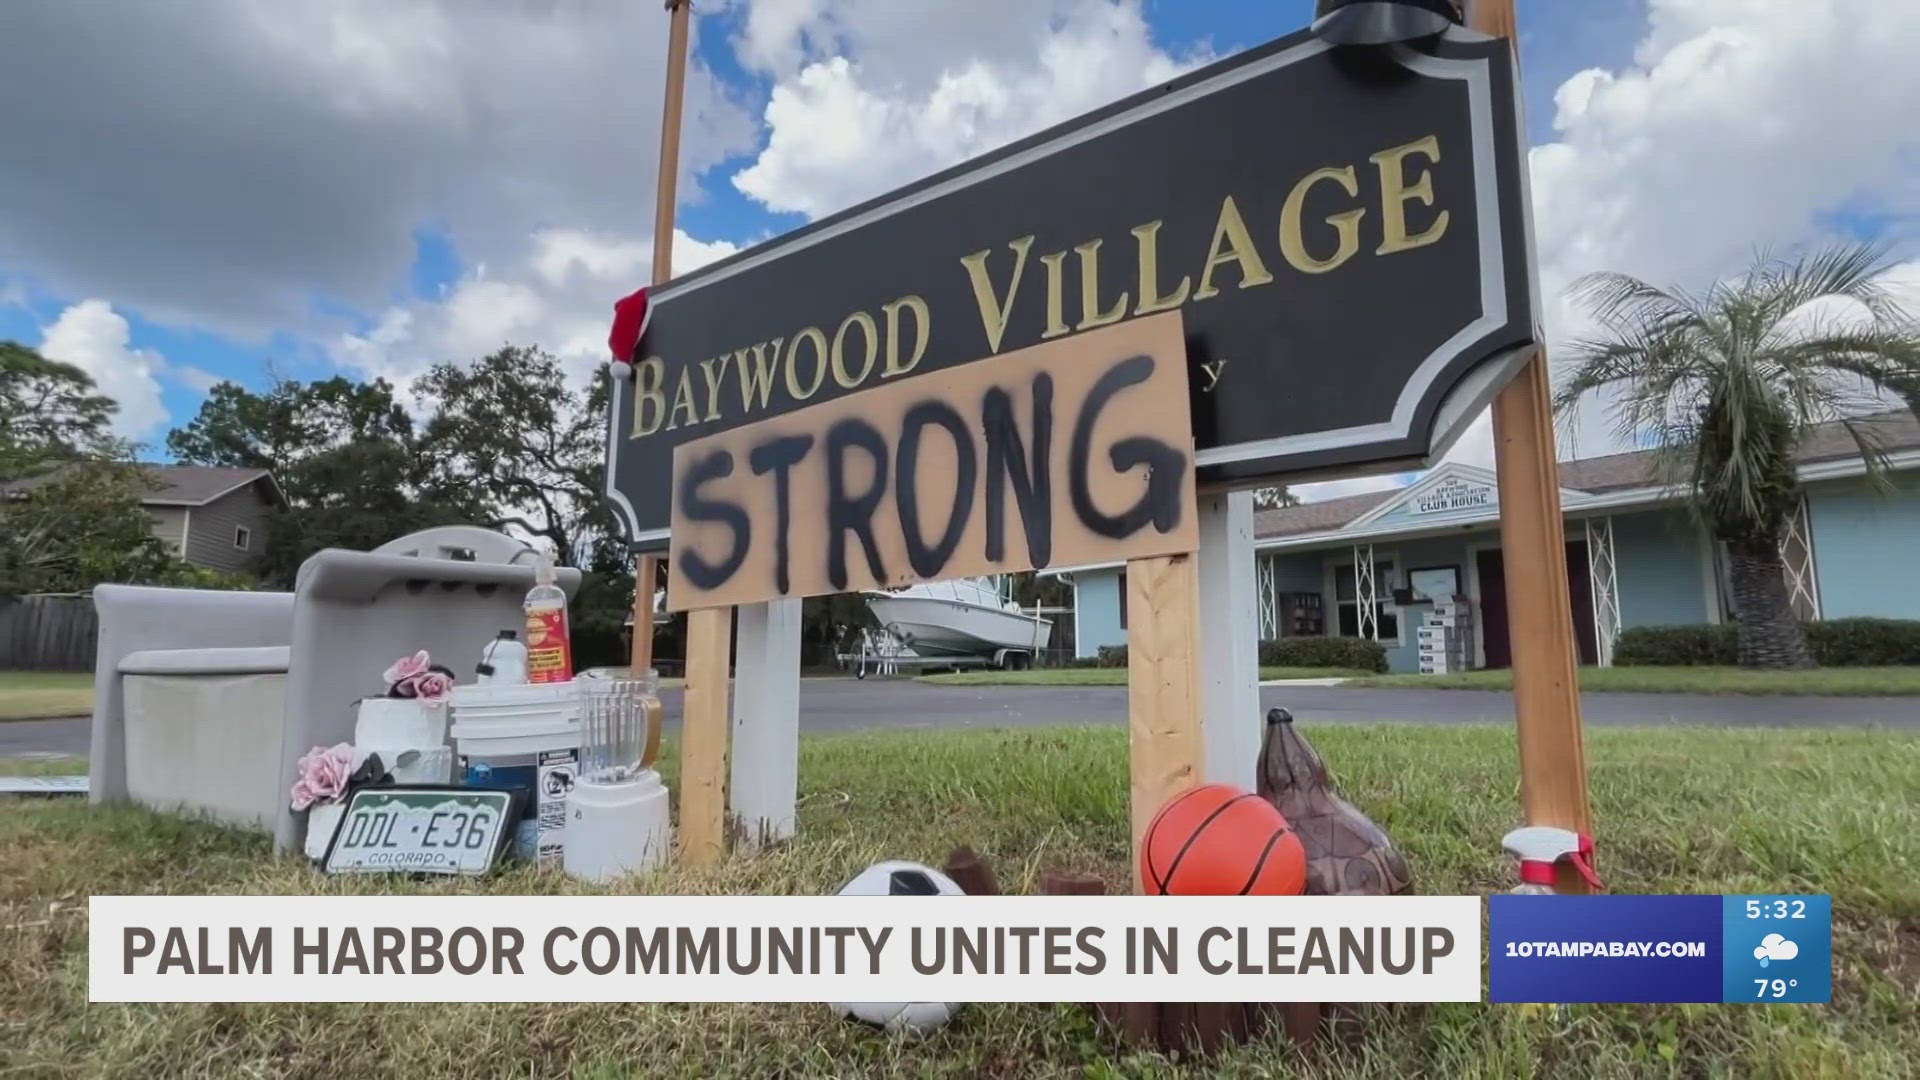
[
  {"x1": 383, "y1": 650, "x2": 431, "y2": 688},
  {"x1": 290, "y1": 742, "x2": 355, "y2": 811},
  {"x1": 411, "y1": 670, "x2": 455, "y2": 703},
  {"x1": 289, "y1": 777, "x2": 320, "y2": 812}
]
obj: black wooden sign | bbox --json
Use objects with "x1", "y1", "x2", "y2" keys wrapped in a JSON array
[{"x1": 606, "y1": 27, "x2": 1535, "y2": 550}]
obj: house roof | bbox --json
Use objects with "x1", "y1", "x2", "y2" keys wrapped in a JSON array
[
  {"x1": 1252, "y1": 490, "x2": 1395, "y2": 538},
  {"x1": 0, "y1": 462, "x2": 282, "y2": 506},
  {"x1": 1254, "y1": 409, "x2": 1920, "y2": 539},
  {"x1": 138, "y1": 465, "x2": 285, "y2": 508}
]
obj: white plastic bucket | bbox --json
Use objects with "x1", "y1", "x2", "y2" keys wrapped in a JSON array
[
  {"x1": 450, "y1": 719, "x2": 580, "y2": 758},
  {"x1": 449, "y1": 680, "x2": 581, "y2": 722},
  {"x1": 449, "y1": 682, "x2": 581, "y2": 864}
]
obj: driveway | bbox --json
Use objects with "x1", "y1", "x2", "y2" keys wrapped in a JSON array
[{"x1": 5, "y1": 679, "x2": 1914, "y2": 760}]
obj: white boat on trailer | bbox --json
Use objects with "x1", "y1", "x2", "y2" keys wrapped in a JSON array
[{"x1": 856, "y1": 577, "x2": 1053, "y2": 675}]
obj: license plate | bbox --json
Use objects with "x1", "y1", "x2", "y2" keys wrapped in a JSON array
[{"x1": 322, "y1": 787, "x2": 519, "y2": 876}]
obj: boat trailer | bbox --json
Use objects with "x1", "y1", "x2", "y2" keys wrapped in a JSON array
[{"x1": 836, "y1": 626, "x2": 1033, "y2": 679}]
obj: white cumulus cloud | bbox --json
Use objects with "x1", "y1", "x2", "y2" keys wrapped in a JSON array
[
  {"x1": 333, "y1": 228, "x2": 740, "y2": 394},
  {"x1": 38, "y1": 300, "x2": 170, "y2": 442},
  {"x1": 730, "y1": 0, "x2": 1202, "y2": 220}
]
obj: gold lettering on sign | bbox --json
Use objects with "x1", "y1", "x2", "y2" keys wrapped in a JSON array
[
  {"x1": 698, "y1": 356, "x2": 729, "y2": 422},
  {"x1": 1074, "y1": 238, "x2": 1129, "y2": 331},
  {"x1": 881, "y1": 296, "x2": 931, "y2": 377},
  {"x1": 1192, "y1": 195, "x2": 1274, "y2": 300},
  {"x1": 1280, "y1": 165, "x2": 1364, "y2": 274},
  {"x1": 666, "y1": 366, "x2": 700, "y2": 431},
  {"x1": 960, "y1": 235, "x2": 1035, "y2": 354},
  {"x1": 1040, "y1": 250, "x2": 1072, "y2": 338},
  {"x1": 624, "y1": 134, "x2": 1462, "y2": 444},
  {"x1": 1372, "y1": 135, "x2": 1449, "y2": 255},
  {"x1": 785, "y1": 327, "x2": 829, "y2": 401},
  {"x1": 831, "y1": 311, "x2": 878, "y2": 389},
  {"x1": 734, "y1": 340, "x2": 781, "y2": 413},
  {"x1": 1131, "y1": 221, "x2": 1192, "y2": 315},
  {"x1": 630, "y1": 357, "x2": 666, "y2": 438}
]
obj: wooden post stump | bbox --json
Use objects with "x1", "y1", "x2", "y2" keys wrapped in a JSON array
[{"x1": 942, "y1": 846, "x2": 1001, "y2": 897}]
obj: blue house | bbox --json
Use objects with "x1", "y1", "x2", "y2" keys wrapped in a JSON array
[{"x1": 1057, "y1": 410, "x2": 1920, "y2": 673}]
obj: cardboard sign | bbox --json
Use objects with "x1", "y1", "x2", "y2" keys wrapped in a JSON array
[
  {"x1": 607, "y1": 31, "x2": 1534, "y2": 549},
  {"x1": 667, "y1": 312, "x2": 1197, "y2": 610}
]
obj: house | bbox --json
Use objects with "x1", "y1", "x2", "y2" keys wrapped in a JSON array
[
  {"x1": 139, "y1": 466, "x2": 287, "y2": 573},
  {"x1": 1056, "y1": 410, "x2": 1920, "y2": 674}
]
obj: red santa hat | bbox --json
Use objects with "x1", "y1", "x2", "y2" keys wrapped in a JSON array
[{"x1": 606, "y1": 286, "x2": 653, "y2": 381}]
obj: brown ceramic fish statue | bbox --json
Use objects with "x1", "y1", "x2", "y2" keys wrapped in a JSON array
[{"x1": 1256, "y1": 708, "x2": 1414, "y2": 896}]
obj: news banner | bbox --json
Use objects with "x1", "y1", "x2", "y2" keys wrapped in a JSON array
[{"x1": 89, "y1": 894, "x2": 1830, "y2": 1004}]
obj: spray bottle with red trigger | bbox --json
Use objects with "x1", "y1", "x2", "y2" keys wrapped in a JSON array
[{"x1": 1501, "y1": 826, "x2": 1603, "y2": 894}]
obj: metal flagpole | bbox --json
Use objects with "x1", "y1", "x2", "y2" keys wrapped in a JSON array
[
  {"x1": 1469, "y1": 0, "x2": 1596, "y2": 893},
  {"x1": 630, "y1": 0, "x2": 694, "y2": 678}
]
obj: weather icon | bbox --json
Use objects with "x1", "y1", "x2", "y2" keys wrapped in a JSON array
[{"x1": 1753, "y1": 933, "x2": 1799, "y2": 967}]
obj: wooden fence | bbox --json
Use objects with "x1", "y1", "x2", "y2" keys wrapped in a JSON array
[{"x1": 0, "y1": 595, "x2": 98, "y2": 671}]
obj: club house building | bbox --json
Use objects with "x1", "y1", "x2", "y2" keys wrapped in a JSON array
[{"x1": 1059, "y1": 411, "x2": 1920, "y2": 673}]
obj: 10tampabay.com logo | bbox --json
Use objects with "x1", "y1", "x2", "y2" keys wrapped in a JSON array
[{"x1": 1490, "y1": 895, "x2": 1831, "y2": 1004}]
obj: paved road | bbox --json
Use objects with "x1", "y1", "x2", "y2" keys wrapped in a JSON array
[{"x1": 5, "y1": 680, "x2": 1915, "y2": 760}]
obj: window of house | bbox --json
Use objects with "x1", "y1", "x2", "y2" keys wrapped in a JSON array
[
  {"x1": 1331, "y1": 559, "x2": 1399, "y2": 641},
  {"x1": 1117, "y1": 570, "x2": 1128, "y2": 630},
  {"x1": 234, "y1": 525, "x2": 251, "y2": 551}
]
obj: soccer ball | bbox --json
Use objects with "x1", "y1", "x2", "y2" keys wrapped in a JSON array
[
  {"x1": 835, "y1": 999, "x2": 959, "y2": 1036},
  {"x1": 829, "y1": 860, "x2": 965, "y2": 1035}
]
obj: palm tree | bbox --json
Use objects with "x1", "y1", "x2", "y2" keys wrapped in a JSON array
[
  {"x1": 1253, "y1": 486, "x2": 1298, "y2": 510},
  {"x1": 1555, "y1": 244, "x2": 1920, "y2": 669}
]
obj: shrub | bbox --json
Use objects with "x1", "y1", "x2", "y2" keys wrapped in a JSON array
[
  {"x1": 1615, "y1": 619, "x2": 1920, "y2": 667},
  {"x1": 1805, "y1": 618, "x2": 1920, "y2": 666},
  {"x1": 1259, "y1": 636, "x2": 1389, "y2": 673},
  {"x1": 1614, "y1": 625, "x2": 1738, "y2": 666},
  {"x1": 1071, "y1": 638, "x2": 1392, "y2": 672}
]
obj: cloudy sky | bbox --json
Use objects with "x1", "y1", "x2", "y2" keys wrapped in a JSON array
[{"x1": 2, "y1": 0, "x2": 1915, "y2": 498}]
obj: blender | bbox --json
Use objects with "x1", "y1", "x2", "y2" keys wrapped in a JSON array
[{"x1": 564, "y1": 667, "x2": 671, "y2": 881}]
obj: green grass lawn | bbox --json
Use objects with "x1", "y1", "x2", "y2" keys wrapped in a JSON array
[
  {"x1": 918, "y1": 666, "x2": 1373, "y2": 686},
  {"x1": 4, "y1": 724, "x2": 1916, "y2": 1078},
  {"x1": 0, "y1": 755, "x2": 87, "y2": 776},
  {"x1": 1346, "y1": 665, "x2": 1920, "y2": 696},
  {"x1": 0, "y1": 670, "x2": 93, "y2": 721}
]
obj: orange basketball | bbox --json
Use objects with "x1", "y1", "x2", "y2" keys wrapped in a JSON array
[{"x1": 1140, "y1": 783, "x2": 1307, "y2": 896}]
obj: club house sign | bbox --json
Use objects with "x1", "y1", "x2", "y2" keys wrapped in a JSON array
[
  {"x1": 1412, "y1": 476, "x2": 1494, "y2": 515},
  {"x1": 606, "y1": 28, "x2": 1535, "y2": 549}
]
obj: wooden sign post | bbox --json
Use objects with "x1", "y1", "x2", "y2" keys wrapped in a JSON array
[
  {"x1": 628, "y1": 0, "x2": 694, "y2": 681},
  {"x1": 1124, "y1": 553, "x2": 1203, "y2": 893},
  {"x1": 1469, "y1": 0, "x2": 1595, "y2": 893}
]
